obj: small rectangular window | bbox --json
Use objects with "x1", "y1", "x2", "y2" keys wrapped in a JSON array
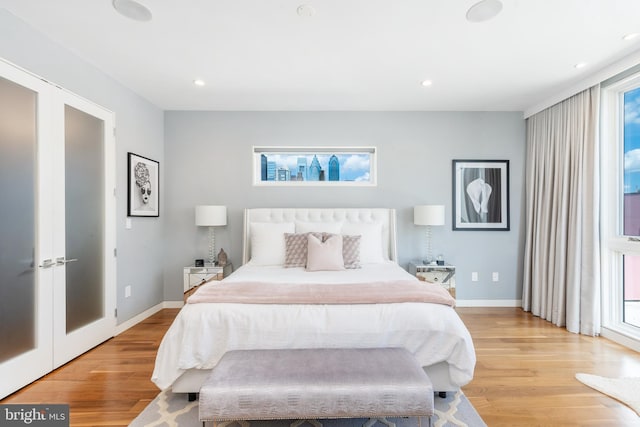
[{"x1": 252, "y1": 146, "x2": 377, "y2": 186}]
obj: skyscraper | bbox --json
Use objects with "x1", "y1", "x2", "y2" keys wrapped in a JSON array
[
  {"x1": 309, "y1": 155, "x2": 321, "y2": 181},
  {"x1": 277, "y1": 167, "x2": 290, "y2": 181},
  {"x1": 328, "y1": 155, "x2": 339, "y2": 181},
  {"x1": 260, "y1": 154, "x2": 267, "y2": 181},
  {"x1": 267, "y1": 161, "x2": 276, "y2": 181},
  {"x1": 297, "y1": 157, "x2": 308, "y2": 181}
]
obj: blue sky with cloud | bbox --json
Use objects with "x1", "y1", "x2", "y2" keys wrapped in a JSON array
[{"x1": 625, "y1": 87, "x2": 640, "y2": 193}]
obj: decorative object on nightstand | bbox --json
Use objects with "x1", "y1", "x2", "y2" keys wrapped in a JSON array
[
  {"x1": 414, "y1": 205, "x2": 445, "y2": 265},
  {"x1": 217, "y1": 248, "x2": 228, "y2": 266},
  {"x1": 409, "y1": 261, "x2": 456, "y2": 299},
  {"x1": 195, "y1": 205, "x2": 227, "y2": 265}
]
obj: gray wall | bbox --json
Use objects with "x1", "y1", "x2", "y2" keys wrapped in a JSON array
[
  {"x1": 0, "y1": 9, "x2": 165, "y2": 323},
  {"x1": 1, "y1": 8, "x2": 527, "y2": 310},
  {"x1": 164, "y1": 111, "x2": 526, "y2": 302}
]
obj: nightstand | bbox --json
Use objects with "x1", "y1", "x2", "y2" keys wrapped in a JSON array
[
  {"x1": 408, "y1": 261, "x2": 456, "y2": 299},
  {"x1": 183, "y1": 263, "x2": 233, "y2": 301}
]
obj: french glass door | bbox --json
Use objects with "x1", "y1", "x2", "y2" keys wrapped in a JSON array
[
  {"x1": 52, "y1": 91, "x2": 116, "y2": 367},
  {"x1": 0, "y1": 60, "x2": 116, "y2": 399}
]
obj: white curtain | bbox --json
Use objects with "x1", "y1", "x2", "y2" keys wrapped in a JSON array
[{"x1": 522, "y1": 85, "x2": 601, "y2": 336}]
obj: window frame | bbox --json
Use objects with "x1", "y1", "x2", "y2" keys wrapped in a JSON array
[
  {"x1": 252, "y1": 146, "x2": 377, "y2": 187},
  {"x1": 600, "y1": 74, "x2": 640, "y2": 348}
]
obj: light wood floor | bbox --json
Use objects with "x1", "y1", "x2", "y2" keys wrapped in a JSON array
[{"x1": 2, "y1": 307, "x2": 640, "y2": 426}]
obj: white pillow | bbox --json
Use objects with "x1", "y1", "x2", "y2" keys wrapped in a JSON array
[
  {"x1": 250, "y1": 222, "x2": 295, "y2": 266},
  {"x1": 341, "y1": 221, "x2": 385, "y2": 263},
  {"x1": 306, "y1": 234, "x2": 345, "y2": 271},
  {"x1": 295, "y1": 221, "x2": 343, "y2": 234}
]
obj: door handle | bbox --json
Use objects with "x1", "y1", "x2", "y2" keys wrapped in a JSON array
[
  {"x1": 55, "y1": 257, "x2": 79, "y2": 265},
  {"x1": 39, "y1": 259, "x2": 55, "y2": 268}
]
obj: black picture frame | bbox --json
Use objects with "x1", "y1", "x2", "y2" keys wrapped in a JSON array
[
  {"x1": 452, "y1": 159, "x2": 509, "y2": 231},
  {"x1": 127, "y1": 152, "x2": 159, "y2": 217}
]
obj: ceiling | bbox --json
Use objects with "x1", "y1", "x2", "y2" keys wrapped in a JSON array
[{"x1": 1, "y1": 0, "x2": 640, "y2": 111}]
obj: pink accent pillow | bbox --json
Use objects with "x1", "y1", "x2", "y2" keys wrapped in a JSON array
[
  {"x1": 322, "y1": 233, "x2": 361, "y2": 269},
  {"x1": 306, "y1": 234, "x2": 345, "y2": 271}
]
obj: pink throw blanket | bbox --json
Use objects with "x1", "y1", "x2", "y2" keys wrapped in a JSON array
[{"x1": 187, "y1": 280, "x2": 455, "y2": 307}]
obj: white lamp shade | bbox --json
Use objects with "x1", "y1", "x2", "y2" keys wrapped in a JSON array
[
  {"x1": 195, "y1": 205, "x2": 227, "y2": 226},
  {"x1": 414, "y1": 205, "x2": 445, "y2": 226}
]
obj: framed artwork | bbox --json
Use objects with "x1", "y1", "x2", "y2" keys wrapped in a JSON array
[
  {"x1": 252, "y1": 146, "x2": 377, "y2": 186},
  {"x1": 127, "y1": 152, "x2": 159, "y2": 217},
  {"x1": 452, "y1": 159, "x2": 509, "y2": 231}
]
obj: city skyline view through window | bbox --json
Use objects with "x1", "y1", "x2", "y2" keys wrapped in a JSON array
[{"x1": 257, "y1": 151, "x2": 372, "y2": 183}]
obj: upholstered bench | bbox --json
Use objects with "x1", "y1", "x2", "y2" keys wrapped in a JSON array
[{"x1": 199, "y1": 347, "x2": 433, "y2": 427}]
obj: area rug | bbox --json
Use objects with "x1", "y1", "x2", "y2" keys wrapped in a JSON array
[
  {"x1": 576, "y1": 373, "x2": 640, "y2": 416},
  {"x1": 129, "y1": 391, "x2": 486, "y2": 427}
]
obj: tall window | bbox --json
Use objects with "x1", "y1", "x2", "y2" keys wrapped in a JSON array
[
  {"x1": 602, "y1": 74, "x2": 640, "y2": 345},
  {"x1": 622, "y1": 88, "x2": 640, "y2": 327}
]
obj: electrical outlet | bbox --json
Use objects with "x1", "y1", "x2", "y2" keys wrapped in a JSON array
[
  {"x1": 492, "y1": 272, "x2": 499, "y2": 282},
  {"x1": 125, "y1": 285, "x2": 131, "y2": 298},
  {"x1": 471, "y1": 272, "x2": 478, "y2": 282},
  {"x1": 125, "y1": 218, "x2": 132, "y2": 229}
]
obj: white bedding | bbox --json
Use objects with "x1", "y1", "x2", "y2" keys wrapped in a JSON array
[
  {"x1": 226, "y1": 261, "x2": 420, "y2": 284},
  {"x1": 151, "y1": 262, "x2": 476, "y2": 391}
]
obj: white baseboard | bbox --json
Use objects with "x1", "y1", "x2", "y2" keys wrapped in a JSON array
[
  {"x1": 163, "y1": 300, "x2": 184, "y2": 309},
  {"x1": 601, "y1": 327, "x2": 640, "y2": 353},
  {"x1": 456, "y1": 299, "x2": 522, "y2": 307},
  {"x1": 115, "y1": 300, "x2": 183, "y2": 336}
]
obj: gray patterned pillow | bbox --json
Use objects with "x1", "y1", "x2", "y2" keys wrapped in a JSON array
[
  {"x1": 284, "y1": 232, "x2": 323, "y2": 268},
  {"x1": 323, "y1": 233, "x2": 361, "y2": 269},
  {"x1": 341, "y1": 234, "x2": 361, "y2": 269}
]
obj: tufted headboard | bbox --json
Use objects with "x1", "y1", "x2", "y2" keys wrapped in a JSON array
[{"x1": 242, "y1": 208, "x2": 397, "y2": 264}]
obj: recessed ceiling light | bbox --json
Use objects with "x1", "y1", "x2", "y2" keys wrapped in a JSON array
[
  {"x1": 297, "y1": 4, "x2": 316, "y2": 17},
  {"x1": 466, "y1": 0, "x2": 503, "y2": 23},
  {"x1": 193, "y1": 79, "x2": 205, "y2": 87},
  {"x1": 112, "y1": 0, "x2": 152, "y2": 22},
  {"x1": 574, "y1": 62, "x2": 587, "y2": 69},
  {"x1": 421, "y1": 80, "x2": 433, "y2": 87},
  {"x1": 623, "y1": 33, "x2": 639, "y2": 41}
]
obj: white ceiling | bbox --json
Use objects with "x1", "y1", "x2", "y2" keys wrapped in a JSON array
[{"x1": 2, "y1": 0, "x2": 640, "y2": 111}]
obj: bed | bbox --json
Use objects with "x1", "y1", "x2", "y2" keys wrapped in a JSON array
[{"x1": 152, "y1": 208, "x2": 476, "y2": 394}]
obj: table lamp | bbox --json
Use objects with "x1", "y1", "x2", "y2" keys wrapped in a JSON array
[
  {"x1": 414, "y1": 205, "x2": 445, "y2": 265},
  {"x1": 195, "y1": 205, "x2": 227, "y2": 265}
]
